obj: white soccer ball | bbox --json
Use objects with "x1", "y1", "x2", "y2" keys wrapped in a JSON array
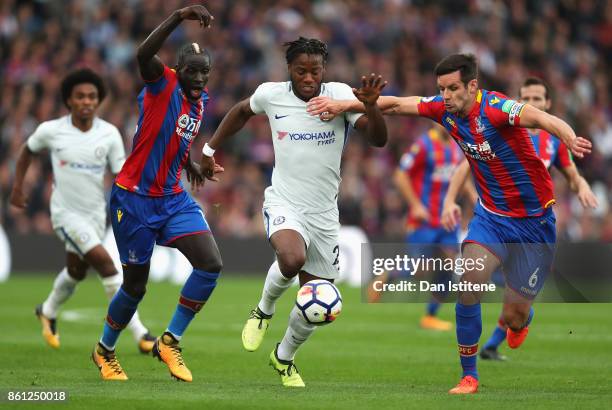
[{"x1": 295, "y1": 280, "x2": 342, "y2": 325}]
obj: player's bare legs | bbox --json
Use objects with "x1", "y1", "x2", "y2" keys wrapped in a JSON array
[
  {"x1": 242, "y1": 230, "x2": 304, "y2": 352},
  {"x1": 151, "y1": 232, "x2": 222, "y2": 382},
  {"x1": 502, "y1": 287, "x2": 534, "y2": 349},
  {"x1": 449, "y1": 243, "x2": 500, "y2": 394},
  {"x1": 36, "y1": 252, "x2": 86, "y2": 348}
]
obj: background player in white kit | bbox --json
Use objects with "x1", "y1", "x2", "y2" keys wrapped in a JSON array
[
  {"x1": 201, "y1": 38, "x2": 387, "y2": 387},
  {"x1": 10, "y1": 69, "x2": 155, "y2": 353}
]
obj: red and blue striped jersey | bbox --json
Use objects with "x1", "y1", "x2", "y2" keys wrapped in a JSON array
[
  {"x1": 529, "y1": 129, "x2": 572, "y2": 171},
  {"x1": 116, "y1": 65, "x2": 209, "y2": 196},
  {"x1": 398, "y1": 128, "x2": 463, "y2": 228},
  {"x1": 417, "y1": 90, "x2": 555, "y2": 218}
]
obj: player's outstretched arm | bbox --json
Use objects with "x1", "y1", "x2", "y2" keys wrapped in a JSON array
[
  {"x1": 518, "y1": 104, "x2": 592, "y2": 158},
  {"x1": 353, "y1": 74, "x2": 388, "y2": 147},
  {"x1": 136, "y1": 5, "x2": 213, "y2": 81},
  {"x1": 307, "y1": 95, "x2": 421, "y2": 117},
  {"x1": 441, "y1": 160, "x2": 471, "y2": 232},
  {"x1": 9, "y1": 144, "x2": 35, "y2": 209},
  {"x1": 200, "y1": 99, "x2": 256, "y2": 181},
  {"x1": 558, "y1": 164, "x2": 599, "y2": 209}
]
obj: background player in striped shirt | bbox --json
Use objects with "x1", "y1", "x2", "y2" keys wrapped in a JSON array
[
  {"x1": 91, "y1": 5, "x2": 224, "y2": 382},
  {"x1": 391, "y1": 124, "x2": 467, "y2": 330},
  {"x1": 10, "y1": 69, "x2": 155, "y2": 354},
  {"x1": 306, "y1": 53, "x2": 592, "y2": 394},
  {"x1": 441, "y1": 76, "x2": 598, "y2": 361}
]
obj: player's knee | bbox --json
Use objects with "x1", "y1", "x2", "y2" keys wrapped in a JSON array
[
  {"x1": 121, "y1": 268, "x2": 148, "y2": 299},
  {"x1": 277, "y1": 252, "x2": 305, "y2": 277},
  {"x1": 121, "y1": 282, "x2": 147, "y2": 299},
  {"x1": 193, "y1": 254, "x2": 223, "y2": 273},
  {"x1": 67, "y1": 264, "x2": 87, "y2": 281}
]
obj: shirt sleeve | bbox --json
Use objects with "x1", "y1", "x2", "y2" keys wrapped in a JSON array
[
  {"x1": 249, "y1": 83, "x2": 275, "y2": 114},
  {"x1": 144, "y1": 65, "x2": 176, "y2": 96},
  {"x1": 484, "y1": 92, "x2": 526, "y2": 128},
  {"x1": 26, "y1": 122, "x2": 52, "y2": 153},
  {"x1": 107, "y1": 127, "x2": 126, "y2": 174},
  {"x1": 331, "y1": 83, "x2": 364, "y2": 127},
  {"x1": 398, "y1": 138, "x2": 426, "y2": 172},
  {"x1": 416, "y1": 95, "x2": 446, "y2": 123},
  {"x1": 554, "y1": 139, "x2": 573, "y2": 169}
]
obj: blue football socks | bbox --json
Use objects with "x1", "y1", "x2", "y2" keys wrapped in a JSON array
[
  {"x1": 167, "y1": 269, "x2": 219, "y2": 340},
  {"x1": 455, "y1": 303, "x2": 482, "y2": 379}
]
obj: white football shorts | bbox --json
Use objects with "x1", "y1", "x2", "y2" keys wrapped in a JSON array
[
  {"x1": 53, "y1": 211, "x2": 106, "y2": 258},
  {"x1": 262, "y1": 191, "x2": 340, "y2": 280}
]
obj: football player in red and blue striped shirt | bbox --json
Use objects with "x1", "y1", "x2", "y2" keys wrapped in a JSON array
[
  {"x1": 92, "y1": 5, "x2": 224, "y2": 383},
  {"x1": 307, "y1": 54, "x2": 592, "y2": 394},
  {"x1": 394, "y1": 124, "x2": 465, "y2": 330},
  {"x1": 442, "y1": 77, "x2": 598, "y2": 362}
]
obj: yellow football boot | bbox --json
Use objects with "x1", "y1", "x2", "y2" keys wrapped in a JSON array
[
  {"x1": 91, "y1": 343, "x2": 128, "y2": 381},
  {"x1": 153, "y1": 333, "x2": 192, "y2": 382},
  {"x1": 242, "y1": 308, "x2": 272, "y2": 352},
  {"x1": 269, "y1": 344, "x2": 305, "y2": 387},
  {"x1": 35, "y1": 304, "x2": 60, "y2": 349}
]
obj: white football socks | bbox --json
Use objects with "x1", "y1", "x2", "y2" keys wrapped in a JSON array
[
  {"x1": 101, "y1": 274, "x2": 148, "y2": 341},
  {"x1": 277, "y1": 306, "x2": 317, "y2": 361},
  {"x1": 42, "y1": 268, "x2": 78, "y2": 319},
  {"x1": 257, "y1": 260, "x2": 294, "y2": 316}
]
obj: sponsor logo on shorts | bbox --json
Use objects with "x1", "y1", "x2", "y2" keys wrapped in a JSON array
[
  {"x1": 117, "y1": 209, "x2": 123, "y2": 223},
  {"x1": 273, "y1": 216, "x2": 285, "y2": 225}
]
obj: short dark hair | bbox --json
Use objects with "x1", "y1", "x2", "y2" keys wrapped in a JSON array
[
  {"x1": 520, "y1": 77, "x2": 551, "y2": 100},
  {"x1": 433, "y1": 53, "x2": 478, "y2": 85},
  {"x1": 283, "y1": 37, "x2": 328, "y2": 64},
  {"x1": 61, "y1": 68, "x2": 106, "y2": 108},
  {"x1": 177, "y1": 42, "x2": 211, "y2": 69}
]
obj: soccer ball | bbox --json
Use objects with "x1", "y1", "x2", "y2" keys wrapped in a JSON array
[{"x1": 295, "y1": 280, "x2": 342, "y2": 325}]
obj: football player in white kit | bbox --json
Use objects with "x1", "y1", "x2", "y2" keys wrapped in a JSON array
[
  {"x1": 201, "y1": 38, "x2": 388, "y2": 387},
  {"x1": 10, "y1": 69, "x2": 155, "y2": 353}
]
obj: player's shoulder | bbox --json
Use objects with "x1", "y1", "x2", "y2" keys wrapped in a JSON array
[
  {"x1": 255, "y1": 81, "x2": 290, "y2": 94},
  {"x1": 91, "y1": 118, "x2": 122, "y2": 141},
  {"x1": 483, "y1": 90, "x2": 521, "y2": 111},
  {"x1": 38, "y1": 115, "x2": 70, "y2": 132}
]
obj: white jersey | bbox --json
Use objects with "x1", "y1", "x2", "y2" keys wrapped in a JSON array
[
  {"x1": 27, "y1": 115, "x2": 125, "y2": 226},
  {"x1": 250, "y1": 81, "x2": 363, "y2": 213}
]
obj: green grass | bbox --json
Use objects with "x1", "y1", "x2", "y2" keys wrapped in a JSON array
[{"x1": 1, "y1": 275, "x2": 611, "y2": 409}]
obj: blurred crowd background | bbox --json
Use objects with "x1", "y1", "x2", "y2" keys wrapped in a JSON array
[{"x1": 0, "y1": 0, "x2": 610, "y2": 241}]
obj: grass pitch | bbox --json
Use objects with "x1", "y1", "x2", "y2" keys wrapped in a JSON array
[{"x1": 1, "y1": 274, "x2": 611, "y2": 409}]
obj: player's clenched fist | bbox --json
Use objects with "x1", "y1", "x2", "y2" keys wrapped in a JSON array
[
  {"x1": 441, "y1": 201, "x2": 461, "y2": 232},
  {"x1": 177, "y1": 5, "x2": 214, "y2": 27},
  {"x1": 200, "y1": 155, "x2": 224, "y2": 184}
]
